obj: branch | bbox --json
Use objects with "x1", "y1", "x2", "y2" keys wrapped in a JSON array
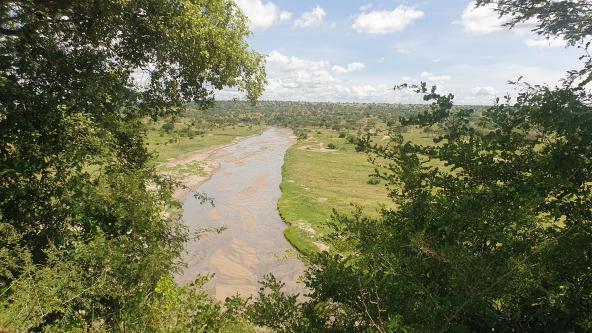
[{"x1": 0, "y1": 26, "x2": 22, "y2": 35}]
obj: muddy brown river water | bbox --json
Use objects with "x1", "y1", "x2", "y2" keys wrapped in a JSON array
[{"x1": 176, "y1": 127, "x2": 305, "y2": 300}]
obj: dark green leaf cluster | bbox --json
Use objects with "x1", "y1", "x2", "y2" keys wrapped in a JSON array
[
  {"x1": 0, "y1": 0, "x2": 264, "y2": 330},
  {"x1": 298, "y1": 84, "x2": 592, "y2": 332}
]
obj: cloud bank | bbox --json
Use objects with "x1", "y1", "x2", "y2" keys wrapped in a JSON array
[
  {"x1": 353, "y1": 6, "x2": 424, "y2": 34},
  {"x1": 235, "y1": 0, "x2": 291, "y2": 31},
  {"x1": 294, "y1": 5, "x2": 326, "y2": 28}
]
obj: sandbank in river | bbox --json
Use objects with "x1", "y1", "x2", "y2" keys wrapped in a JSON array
[{"x1": 175, "y1": 127, "x2": 305, "y2": 301}]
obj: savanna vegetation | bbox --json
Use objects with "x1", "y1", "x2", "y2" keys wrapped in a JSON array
[
  {"x1": 235, "y1": 1, "x2": 592, "y2": 331},
  {"x1": 0, "y1": 0, "x2": 266, "y2": 331},
  {"x1": 1, "y1": 0, "x2": 591, "y2": 332}
]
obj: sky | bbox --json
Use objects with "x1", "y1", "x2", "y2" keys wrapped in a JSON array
[{"x1": 220, "y1": 0, "x2": 583, "y2": 105}]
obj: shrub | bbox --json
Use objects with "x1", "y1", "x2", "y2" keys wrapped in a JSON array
[
  {"x1": 367, "y1": 177, "x2": 380, "y2": 185},
  {"x1": 161, "y1": 122, "x2": 175, "y2": 133}
]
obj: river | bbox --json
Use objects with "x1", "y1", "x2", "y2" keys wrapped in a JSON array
[{"x1": 176, "y1": 127, "x2": 305, "y2": 300}]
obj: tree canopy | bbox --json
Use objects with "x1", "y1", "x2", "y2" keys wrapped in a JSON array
[{"x1": 0, "y1": 0, "x2": 264, "y2": 330}]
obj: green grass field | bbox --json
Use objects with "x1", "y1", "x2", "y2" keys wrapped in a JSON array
[
  {"x1": 145, "y1": 119, "x2": 265, "y2": 164},
  {"x1": 278, "y1": 128, "x2": 391, "y2": 253},
  {"x1": 279, "y1": 127, "x2": 437, "y2": 254}
]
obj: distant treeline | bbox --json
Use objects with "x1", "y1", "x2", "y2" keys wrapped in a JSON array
[
  {"x1": 184, "y1": 101, "x2": 486, "y2": 141},
  {"x1": 187, "y1": 100, "x2": 423, "y2": 130}
]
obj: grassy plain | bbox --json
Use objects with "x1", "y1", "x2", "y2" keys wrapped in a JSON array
[
  {"x1": 279, "y1": 127, "x2": 437, "y2": 254},
  {"x1": 279, "y1": 128, "x2": 388, "y2": 253}
]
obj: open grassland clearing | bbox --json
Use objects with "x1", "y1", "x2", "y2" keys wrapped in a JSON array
[
  {"x1": 279, "y1": 128, "x2": 388, "y2": 253},
  {"x1": 279, "y1": 126, "x2": 444, "y2": 254}
]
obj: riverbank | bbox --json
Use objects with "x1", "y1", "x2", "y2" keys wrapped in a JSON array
[
  {"x1": 158, "y1": 134, "x2": 260, "y2": 200},
  {"x1": 153, "y1": 125, "x2": 267, "y2": 200},
  {"x1": 278, "y1": 127, "x2": 392, "y2": 254},
  {"x1": 146, "y1": 120, "x2": 266, "y2": 164},
  {"x1": 177, "y1": 128, "x2": 305, "y2": 301}
]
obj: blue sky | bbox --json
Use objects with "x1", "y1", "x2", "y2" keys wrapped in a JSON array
[{"x1": 224, "y1": 0, "x2": 582, "y2": 104}]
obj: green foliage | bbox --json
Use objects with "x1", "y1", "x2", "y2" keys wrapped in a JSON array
[
  {"x1": 295, "y1": 129, "x2": 310, "y2": 140},
  {"x1": 326, "y1": 143, "x2": 337, "y2": 150},
  {"x1": 140, "y1": 276, "x2": 223, "y2": 332},
  {"x1": 245, "y1": 275, "x2": 301, "y2": 331},
  {"x1": 345, "y1": 133, "x2": 368, "y2": 152},
  {"x1": 366, "y1": 177, "x2": 380, "y2": 185},
  {"x1": 0, "y1": 0, "x2": 264, "y2": 330},
  {"x1": 161, "y1": 122, "x2": 175, "y2": 134},
  {"x1": 194, "y1": 100, "x2": 421, "y2": 131},
  {"x1": 2, "y1": 0, "x2": 590, "y2": 331},
  {"x1": 226, "y1": 275, "x2": 359, "y2": 333},
  {"x1": 302, "y1": 84, "x2": 592, "y2": 331}
]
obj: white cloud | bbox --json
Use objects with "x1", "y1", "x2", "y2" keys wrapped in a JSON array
[
  {"x1": 353, "y1": 6, "x2": 425, "y2": 34},
  {"x1": 220, "y1": 56, "x2": 571, "y2": 105},
  {"x1": 279, "y1": 11, "x2": 292, "y2": 22},
  {"x1": 249, "y1": 51, "x2": 421, "y2": 102},
  {"x1": 332, "y1": 62, "x2": 366, "y2": 74},
  {"x1": 461, "y1": 1, "x2": 505, "y2": 34},
  {"x1": 461, "y1": 1, "x2": 568, "y2": 51},
  {"x1": 294, "y1": 5, "x2": 326, "y2": 28},
  {"x1": 420, "y1": 71, "x2": 452, "y2": 82},
  {"x1": 524, "y1": 37, "x2": 566, "y2": 48},
  {"x1": 461, "y1": 1, "x2": 536, "y2": 34},
  {"x1": 394, "y1": 47, "x2": 415, "y2": 55},
  {"x1": 447, "y1": 62, "x2": 569, "y2": 104},
  {"x1": 359, "y1": 3, "x2": 373, "y2": 12},
  {"x1": 471, "y1": 86, "x2": 497, "y2": 96},
  {"x1": 235, "y1": 0, "x2": 291, "y2": 31}
]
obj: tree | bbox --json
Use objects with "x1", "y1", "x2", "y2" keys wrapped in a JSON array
[
  {"x1": 0, "y1": 0, "x2": 264, "y2": 330},
  {"x1": 302, "y1": 83, "x2": 592, "y2": 331},
  {"x1": 162, "y1": 122, "x2": 175, "y2": 134},
  {"x1": 291, "y1": 2, "x2": 592, "y2": 332}
]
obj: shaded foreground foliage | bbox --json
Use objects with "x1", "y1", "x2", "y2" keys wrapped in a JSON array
[
  {"x1": 310, "y1": 84, "x2": 592, "y2": 331},
  {"x1": 0, "y1": 0, "x2": 264, "y2": 331},
  {"x1": 230, "y1": 83, "x2": 592, "y2": 332},
  {"x1": 1, "y1": 0, "x2": 591, "y2": 332}
]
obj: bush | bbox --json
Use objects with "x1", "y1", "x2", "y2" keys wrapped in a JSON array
[
  {"x1": 367, "y1": 177, "x2": 380, "y2": 185},
  {"x1": 161, "y1": 122, "x2": 175, "y2": 133},
  {"x1": 327, "y1": 143, "x2": 337, "y2": 150},
  {"x1": 295, "y1": 129, "x2": 309, "y2": 140}
]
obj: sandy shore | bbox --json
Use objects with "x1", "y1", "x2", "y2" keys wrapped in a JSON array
[
  {"x1": 176, "y1": 127, "x2": 305, "y2": 300},
  {"x1": 159, "y1": 134, "x2": 259, "y2": 201}
]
